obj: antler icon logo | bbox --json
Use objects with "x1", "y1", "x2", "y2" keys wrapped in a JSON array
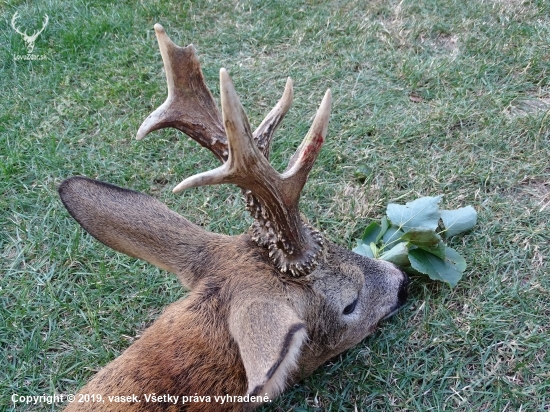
[{"x1": 11, "y1": 12, "x2": 49, "y2": 54}]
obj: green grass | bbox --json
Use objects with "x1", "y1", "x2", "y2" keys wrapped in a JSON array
[{"x1": 1, "y1": 0, "x2": 549, "y2": 410}]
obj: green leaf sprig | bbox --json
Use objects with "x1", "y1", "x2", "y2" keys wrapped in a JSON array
[{"x1": 353, "y1": 196, "x2": 477, "y2": 287}]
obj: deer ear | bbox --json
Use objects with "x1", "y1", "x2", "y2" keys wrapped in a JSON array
[
  {"x1": 229, "y1": 299, "x2": 307, "y2": 400},
  {"x1": 58, "y1": 176, "x2": 217, "y2": 289}
]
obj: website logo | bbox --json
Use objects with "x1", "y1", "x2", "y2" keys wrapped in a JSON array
[{"x1": 11, "y1": 11, "x2": 49, "y2": 61}]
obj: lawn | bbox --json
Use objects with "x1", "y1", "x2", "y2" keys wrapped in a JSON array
[{"x1": 1, "y1": 0, "x2": 549, "y2": 410}]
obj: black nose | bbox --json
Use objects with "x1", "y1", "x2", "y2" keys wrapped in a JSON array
[{"x1": 397, "y1": 271, "x2": 409, "y2": 307}]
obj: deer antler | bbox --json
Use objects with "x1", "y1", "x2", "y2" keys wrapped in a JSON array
[
  {"x1": 11, "y1": 13, "x2": 24, "y2": 35},
  {"x1": 137, "y1": 24, "x2": 331, "y2": 276},
  {"x1": 11, "y1": 12, "x2": 49, "y2": 54}
]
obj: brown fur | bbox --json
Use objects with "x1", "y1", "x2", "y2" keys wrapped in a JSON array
[{"x1": 59, "y1": 176, "x2": 408, "y2": 411}]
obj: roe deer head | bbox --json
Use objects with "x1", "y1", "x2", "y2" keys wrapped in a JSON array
[{"x1": 59, "y1": 24, "x2": 408, "y2": 412}]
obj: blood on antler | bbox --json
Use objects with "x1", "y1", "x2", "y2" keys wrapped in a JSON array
[{"x1": 137, "y1": 24, "x2": 331, "y2": 276}]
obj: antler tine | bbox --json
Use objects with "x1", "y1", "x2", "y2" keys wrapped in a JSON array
[
  {"x1": 136, "y1": 24, "x2": 228, "y2": 162},
  {"x1": 252, "y1": 77, "x2": 293, "y2": 159},
  {"x1": 173, "y1": 68, "x2": 278, "y2": 193},
  {"x1": 173, "y1": 68, "x2": 267, "y2": 193},
  {"x1": 30, "y1": 14, "x2": 49, "y2": 39},
  {"x1": 11, "y1": 12, "x2": 25, "y2": 36},
  {"x1": 282, "y1": 89, "x2": 331, "y2": 189}
]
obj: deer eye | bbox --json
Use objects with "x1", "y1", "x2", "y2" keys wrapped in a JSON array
[{"x1": 343, "y1": 298, "x2": 358, "y2": 315}]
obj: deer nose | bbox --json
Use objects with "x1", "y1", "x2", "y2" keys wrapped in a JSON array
[
  {"x1": 397, "y1": 270, "x2": 409, "y2": 307},
  {"x1": 381, "y1": 265, "x2": 409, "y2": 321}
]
